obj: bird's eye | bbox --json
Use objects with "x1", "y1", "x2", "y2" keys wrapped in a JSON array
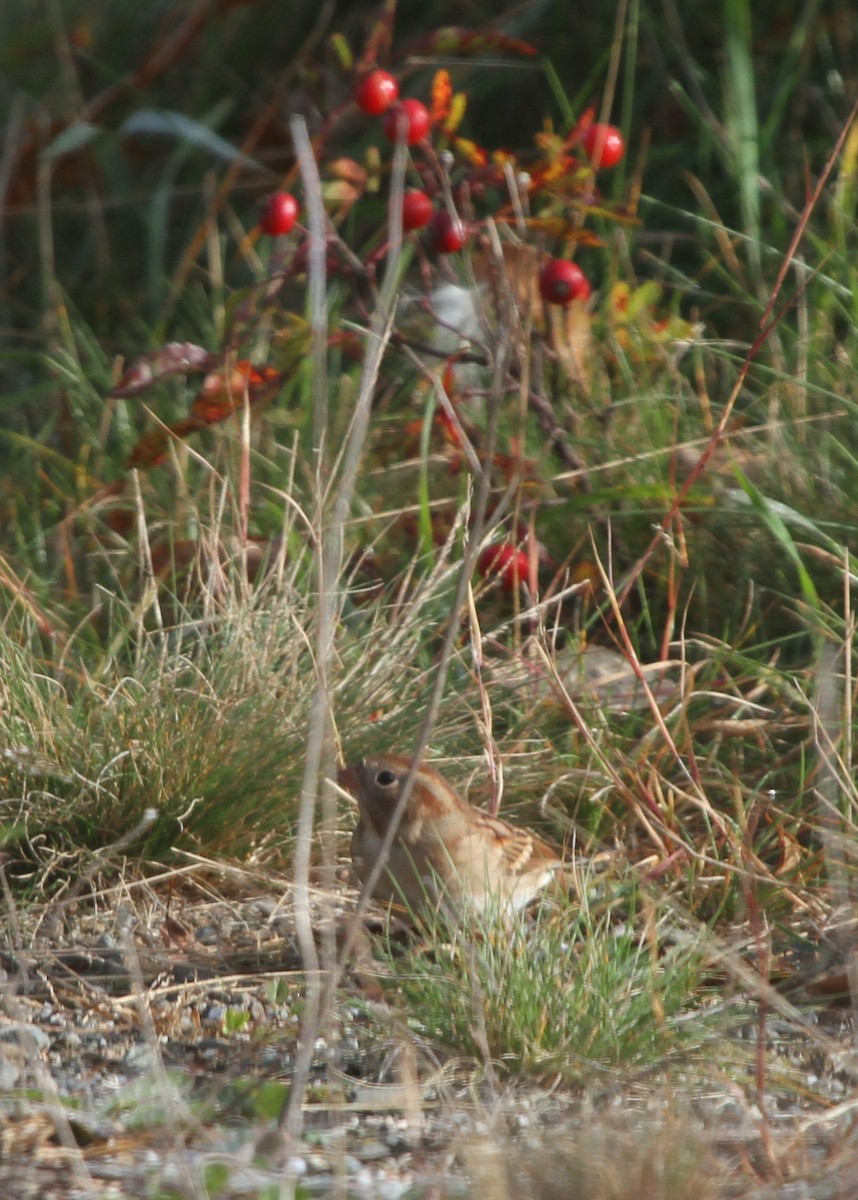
[{"x1": 375, "y1": 769, "x2": 397, "y2": 788}]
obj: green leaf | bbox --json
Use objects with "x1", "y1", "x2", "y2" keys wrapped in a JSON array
[
  {"x1": 40, "y1": 121, "x2": 103, "y2": 161},
  {"x1": 728, "y1": 464, "x2": 820, "y2": 611},
  {"x1": 253, "y1": 1079, "x2": 290, "y2": 1120},
  {"x1": 120, "y1": 109, "x2": 264, "y2": 171},
  {"x1": 203, "y1": 1162, "x2": 230, "y2": 1192},
  {"x1": 223, "y1": 1008, "x2": 251, "y2": 1034}
]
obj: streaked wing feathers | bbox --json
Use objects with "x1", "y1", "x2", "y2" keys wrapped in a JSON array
[{"x1": 470, "y1": 807, "x2": 560, "y2": 876}]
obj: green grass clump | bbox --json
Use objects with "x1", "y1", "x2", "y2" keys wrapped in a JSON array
[
  {"x1": 0, "y1": 586, "x2": 435, "y2": 878},
  {"x1": 0, "y1": 606, "x2": 313, "y2": 867},
  {"x1": 381, "y1": 886, "x2": 722, "y2": 1084}
]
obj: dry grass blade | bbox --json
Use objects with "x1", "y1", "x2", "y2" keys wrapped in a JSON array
[
  {"x1": 618, "y1": 94, "x2": 858, "y2": 609},
  {"x1": 811, "y1": 640, "x2": 858, "y2": 1037},
  {"x1": 282, "y1": 116, "x2": 406, "y2": 1138},
  {"x1": 316, "y1": 219, "x2": 523, "y2": 1029}
]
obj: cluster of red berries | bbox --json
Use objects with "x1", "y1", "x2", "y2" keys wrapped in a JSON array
[
  {"x1": 352, "y1": 72, "x2": 624, "y2": 299},
  {"x1": 355, "y1": 69, "x2": 467, "y2": 253},
  {"x1": 355, "y1": 70, "x2": 427, "y2": 143},
  {"x1": 258, "y1": 70, "x2": 472, "y2": 254},
  {"x1": 258, "y1": 72, "x2": 626, "y2": 298},
  {"x1": 254, "y1": 70, "x2": 628, "y2": 601}
]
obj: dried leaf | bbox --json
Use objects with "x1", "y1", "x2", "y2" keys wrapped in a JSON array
[
  {"x1": 191, "y1": 361, "x2": 283, "y2": 424},
  {"x1": 430, "y1": 69, "x2": 453, "y2": 125},
  {"x1": 421, "y1": 27, "x2": 538, "y2": 57},
  {"x1": 110, "y1": 342, "x2": 214, "y2": 397},
  {"x1": 321, "y1": 180, "x2": 360, "y2": 203},
  {"x1": 510, "y1": 218, "x2": 605, "y2": 246},
  {"x1": 443, "y1": 92, "x2": 468, "y2": 137},
  {"x1": 326, "y1": 157, "x2": 367, "y2": 187},
  {"x1": 453, "y1": 137, "x2": 487, "y2": 167}
]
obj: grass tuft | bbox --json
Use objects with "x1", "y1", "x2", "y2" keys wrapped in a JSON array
[{"x1": 378, "y1": 882, "x2": 724, "y2": 1085}]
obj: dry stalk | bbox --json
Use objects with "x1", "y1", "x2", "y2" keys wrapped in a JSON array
[
  {"x1": 812, "y1": 639, "x2": 858, "y2": 1041},
  {"x1": 282, "y1": 116, "x2": 406, "y2": 1139},
  {"x1": 617, "y1": 95, "x2": 858, "y2": 608},
  {"x1": 306, "y1": 219, "x2": 522, "y2": 1106}
]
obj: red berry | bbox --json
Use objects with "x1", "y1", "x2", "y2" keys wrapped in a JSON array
[
  {"x1": 355, "y1": 70, "x2": 399, "y2": 116},
  {"x1": 382, "y1": 98, "x2": 430, "y2": 146},
  {"x1": 428, "y1": 209, "x2": 467, "y2": 253},
  {"x1": 538, "y1": 259, "x2": 591, "y2": 306},
  {"x1": 477, "y1": 543, "x2": 529, "y2": 592},
  {"x1": 259, "y1": 192, "x2": 299, "y2": 236},
  {"x1": 581, "y1": 123, "x2": 625, "y2": 169},
  {"x1": 399, "y1": 189, "x2": 434, "y2": 231}
]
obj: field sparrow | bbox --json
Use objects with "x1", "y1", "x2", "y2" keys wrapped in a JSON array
[{"x1": 340, "y1": 754, "x2": 566, "y2": 917}]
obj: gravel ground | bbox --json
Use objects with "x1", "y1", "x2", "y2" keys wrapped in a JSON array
[{"x1": 2, "y1": 881, "x2": 858, "y2": 1199}]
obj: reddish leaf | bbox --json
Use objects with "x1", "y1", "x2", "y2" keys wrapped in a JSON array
[
  {"x1": 190, "y1": 361, "x2": 283, "y2": 424},
  {"x1": 110, "y1": 342, "x2": 214, "y2": 397},
  {"x1": 435, "y1": 406, "x2": 463, "y2": 449},
  {"x1": 417, "y1": 27, "x2": 538, "y2": 57},
  {"x1": 430, "y1": 69, "x2": 453, "y2": 125},
  {"x1": 91, "y1": 480, "x2": 135, "y2": 537},
  {"x1": 355, "y1": 6, "x2": 396, "y2": 74},
  {"x1": 491, "y1": 448, "x2": 542, "y2": 487},
  {"x1": 149, "y1": 538, "x2": 206, "y2": 578},
  {"x1": 453, "y1": 136, "x2": 486, "y2": 166},
  {"x1": 441, "y1": 360, "x2": 458, "y2": 397},
  {"x1": 568, "y1": 107, "x2": 597, "y2": 146},
  {"x1": 510, "y1": 218, "x2": 606, "y2": 245},
  {"x1": 327, "y1": 329, "x2": 365, "y2": 359}
]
